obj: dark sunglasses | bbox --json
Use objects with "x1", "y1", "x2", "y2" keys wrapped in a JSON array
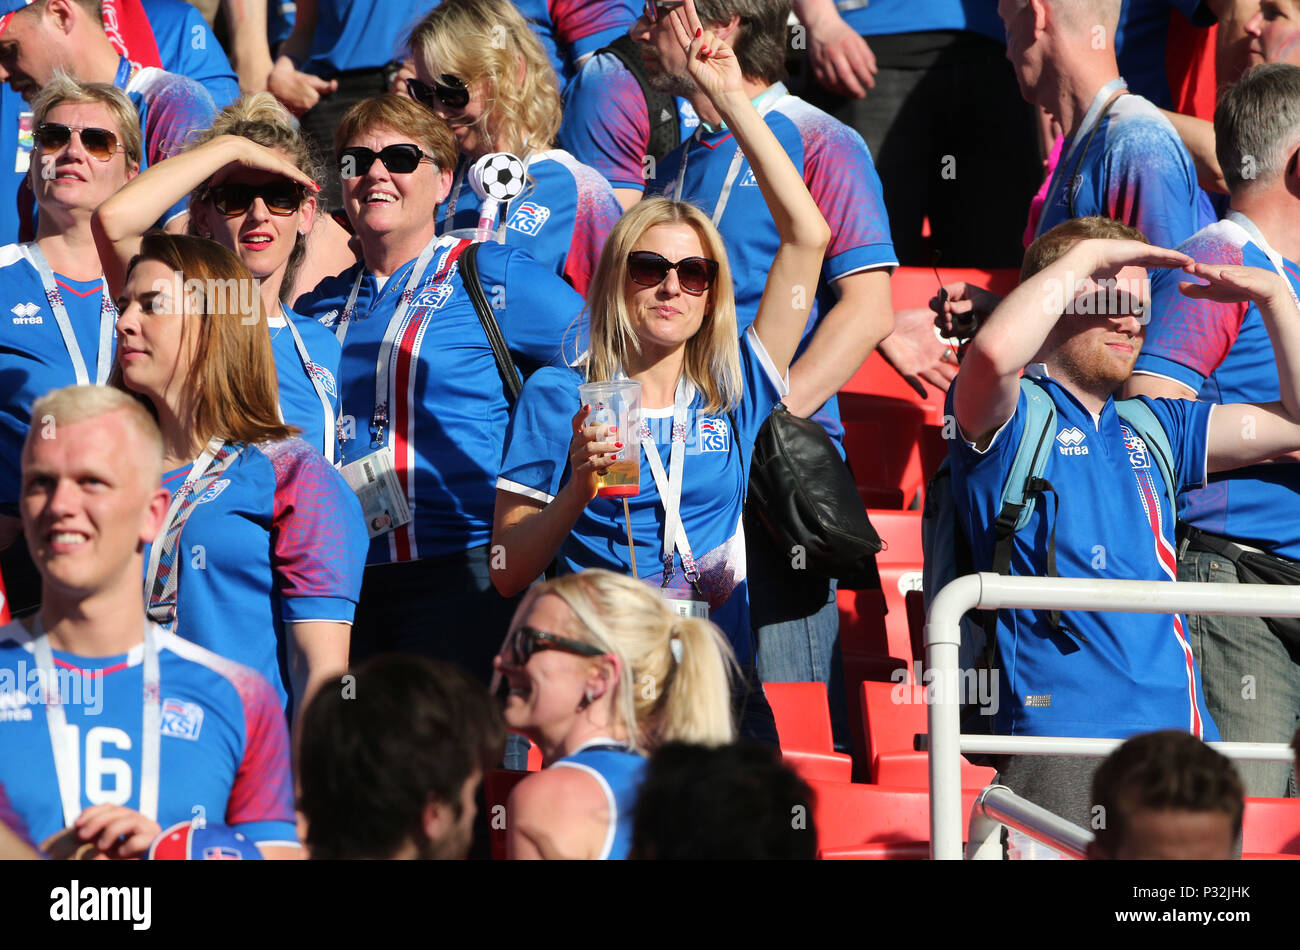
[
  {"x1": 627, "y1": 251, "x2": 719, "y2": 294},
  {"x1": 643, "y1": 0, "x2": 685, "y2": 23},
  {"x1": 206, "y1": 181, "x2": 305, "y2": 217},
  {"x1": 406, "y1": 74, "x2": 470, "y2": 111},
  {"x1": 502, "y1": 626, "x2": 606, "y2": 667},
  {"x1": 338, "y1": 143, "x2": 433, "y2": 178},
  {"x1": 35, "y1": 123, "x2": 122, "y2": 162}
]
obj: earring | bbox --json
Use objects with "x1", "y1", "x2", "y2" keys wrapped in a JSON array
[{"x1": 584, "y1": 686, "x2": 596, "y2": 706}]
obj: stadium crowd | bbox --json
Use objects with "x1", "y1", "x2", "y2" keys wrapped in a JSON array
[{"x1": 0, "y1": 0, "x2": 1299, "y2": 862}]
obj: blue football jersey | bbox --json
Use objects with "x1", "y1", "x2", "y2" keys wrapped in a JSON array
[
  {"x1": 498, "y1": 328, "x2": 787, "y2": 662},
  {"x1": 0, "y1": 621, "x2": 298, "y2": 849},
  {"x1": 1138, "y1": 216, "x2": 1300, "y2": 559},
  {"x1": 269, "y1": 305, "x2": 342, "y2": 462},
  {"x1": 559, "y1": 49, "x2": 699, "y2": 193},
  {"x1": 1034, "y1": 83, "x2": 1216, "y2": 250},
  {"x1": 0, "y1": 245, "x2": 114, "y2": 517},
  {"x1": 436, "y1": 148, "x2": 622, "y2": 296},
  {"x1": 141, "y1": 0, "x2": 241, "y2": 108},
  {"x1": 948, "y1": 368, "x2": 1219, "y2": 739},
  {"x1": 149, "y1": 438, "x2": 367, "y2": 712},
  {"x1": 295, "y1": 236, "x2": 586, "y2": 566},
  {"x1": 550, "y1": 742, "x2": 647, "y2": 860}
]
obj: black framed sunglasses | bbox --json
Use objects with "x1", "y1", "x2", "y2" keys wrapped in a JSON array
[
  {"x1": 338, "y1": 143, "x2": 433, "y2": 178},
  {"x1": 35, "y1": 123, "x2": 123, "y2": 162},
  {"x1": 206, "y1": 181, "x2": 305, "y2": 217},
  {"x1": 406, "y1": 74, "x2": 470, "y2": 111},
  {"x1": 643, "y1": 0, "x2": 685, "y2": 23},
  {"x1": 502, "y1": 626, "x2": 607, "y2": 667},
  {"x1": 627, "y1": 251, "x2": 719, "y2": 294}
]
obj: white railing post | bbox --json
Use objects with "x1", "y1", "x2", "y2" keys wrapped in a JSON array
[
  {"x1": 925, "y1": 574, "x2": 982, "y2": 860},
  {"x1": 926, "y1": 572, "x2": 1300, "y2": 861}
]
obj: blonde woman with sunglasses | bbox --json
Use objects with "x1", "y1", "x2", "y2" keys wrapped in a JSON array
[
  {"x1": 93, "y1": 93, "x2": 348, "y2": 463},
  {"x1": 494, "y1": 568, "x2": 735, "y2": 860},
  {"x1": 0, "y1": 77, "x2": 139, "y2": 573},
  {"x1": 492, "y1": 1, "x2": 829, "y2": 740}
]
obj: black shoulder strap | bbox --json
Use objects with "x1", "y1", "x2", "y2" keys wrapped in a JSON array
[
  {"x1": 601, "y1": 34, "x2": 681, "y2": 164},
  {"x1": 461, "y1": 242, "x2": 523, "y2": 408}
]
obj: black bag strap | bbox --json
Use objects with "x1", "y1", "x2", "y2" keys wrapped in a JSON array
[
  {"x1": 461, "y1": 241, "x2": 522, "y2": 408},
  {"x1": 601, "y1": 34, "x2": 681, "y2": 164}
]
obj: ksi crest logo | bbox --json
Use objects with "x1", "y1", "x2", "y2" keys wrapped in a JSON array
[
  {"x1": 411, "y1": 282, "x2": 454, "y2": 311},
  {"x1": 160, "y1": 698, "x2": 204, "y2": 740},
  {"x1": 507, "y1": 201, "x2": 551, "y2": 236},
  {"x1": 698, "y1": 416, "x2": 729, "y2": 452},
  {"x1": 1124, "y1": 430, "x2": 1150, "y2": 470},
  {"x1": 195, "y1": 479, "x2": 230, "y2": 505}
]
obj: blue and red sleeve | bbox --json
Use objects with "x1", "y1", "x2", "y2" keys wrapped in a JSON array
[
  {"x1": 565, "y1": 162, "x2": 623, "y2": 294},
  {"x1": 223, "y1": 666, "x2": 298, "y2": 846},
  {"x1": 1139, "y1": 237, "x2": 1248, "y2": 392},
  {"x1": 264, "y1": 441, "x2": 367, "y2": 624},
  {"x1": 550, "y1": 0, "x2": 639, "y2": 62}
]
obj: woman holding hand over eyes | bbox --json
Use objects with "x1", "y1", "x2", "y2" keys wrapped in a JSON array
[
  {"x1": 93, "y1": 94, "x2": 345, "y2": 463},
  {"x1": 492, "y1": 0, "x2": 831, "y2": 739}
]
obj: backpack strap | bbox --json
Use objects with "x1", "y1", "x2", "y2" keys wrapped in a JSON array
[
  {"x1": 600, "y1": 34, "x2": 682, "y2": 164},
  {"x1": 988, "y1": 377, "x2": 1072, "y2": 646},
  {"x1": 1115, "y1": 396, "x2": 1179, "y2": 518},
  {"x1": 461, "y1": 242, "x2": 523, "y2": 408}
]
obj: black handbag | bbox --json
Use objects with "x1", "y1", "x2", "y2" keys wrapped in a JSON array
[
  {"x1": 745, "y1": 404, "x2": 883, "y2": 582},
  {"x1": 1180, "y1": 525, "x2": 1300, "y2": 663}
]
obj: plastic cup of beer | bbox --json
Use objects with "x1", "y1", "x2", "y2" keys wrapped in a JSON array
[{"x1": 578, "y1": 380, "x2": 641, "y2": 498}]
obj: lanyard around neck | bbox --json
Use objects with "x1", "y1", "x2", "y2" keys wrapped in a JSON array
[
  {"x1": 24, "y1": 244, "x2": 114, "y2": 386},
  {"x1": 638, "y1": 379, "x2": 700, "y2": 588},
  {"x1": 1225, "y1": 211, "x2": 1300, "y2": 310},
  {"x1": 1042, "y1": 77, "x2": 1127, "y2": 231},
  {"x1": 143, "y1": 436, "x2": 230, "y2": 619},
  {"x1": 672, "y1": 85, "x2": 789, "y2": 226},
  {"x1": 277, "y1": 311, "x2": 336, "y2": 463},
  {"x1": 33, "y1": 619, "x2": 161, "y2": 827}
]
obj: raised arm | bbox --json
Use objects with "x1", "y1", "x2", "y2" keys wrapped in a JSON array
[
  {"x1": 955, "y1": 239, "x2": 1192, "y2": 446},
  {"x1": 669, "y1": 0, "x2": 830, "y2": 373},
  {"x1": 91, "y1": 135, "x2": 318, "y2": 298}
]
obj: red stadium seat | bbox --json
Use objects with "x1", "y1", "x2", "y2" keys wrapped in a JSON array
[
  {"x1": 808, "y1": 778, "x2": 981, "y2": 858},
  {"x1": 860, "y1": 681, "x2": 996, "y2": 789},
  {"x1": 837, "y1": 587, "x2": 890, "y2": 657},
  {"x1": 1242, "y1": 798, "x2": 1300, "y2": 855},
  {"x1": 841, "y1": 395, "x2": 928, "y2": 508},
  {"x1": 870, "y1": 510, "x2": 925, "y2": 664},
  {"x1": 765, "y1": 682, "x2": 853, "y2": 784}
]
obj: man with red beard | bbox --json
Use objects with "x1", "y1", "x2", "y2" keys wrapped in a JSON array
[{"x1": 945, "y1": 215, "x2": 1300, "y2": 853}]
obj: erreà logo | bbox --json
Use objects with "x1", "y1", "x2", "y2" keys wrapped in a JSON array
[
  {"x1": 1056, "y1": 426, "x2": 1089, "y2": 456},
  {"x1": 11, "y1": 302, "x2": 41, "y2": 324}
]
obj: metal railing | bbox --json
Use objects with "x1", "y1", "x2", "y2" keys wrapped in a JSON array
[
  {"x1": 966, "y1": 785, "x2": 1092, "y2": 860},
  {"x1": 925, "y1": 572, "x2": 1300, "y2": 860}
]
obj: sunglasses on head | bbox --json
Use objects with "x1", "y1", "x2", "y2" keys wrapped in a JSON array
[
  {"x1": 35, "y1": 123, "x2": 122, "y2": 162},
  {"x1": 501, "y1": 626, "x2": 606, "y2": 667},
  {"x1": 627, "y1": 251, "x2": 719, "y2": 294},
  {"x1": 205, "y1": 180, "x2": 305, "y2": 217},
  {"x1": 643, "y1": 0, "x2": 686, "y2": 23},
  {"x1": 338, "y1": 143, "x2": 433, "y2": 178},
  {"x1": 406, "y1": 74, "x2": 470, "y2": 111}
]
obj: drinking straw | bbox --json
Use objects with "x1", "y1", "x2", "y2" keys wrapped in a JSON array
[{"x1": 623, "y1": 498, "x2": 637, "y2": 576}]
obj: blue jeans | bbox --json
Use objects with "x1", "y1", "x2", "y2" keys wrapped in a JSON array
[
  {"x1": 1179, "y1": 548, "x2": 1300, "y2": 797},
  {"x1": 750, "y1": 550, "x2": 851, "y2": 755}
]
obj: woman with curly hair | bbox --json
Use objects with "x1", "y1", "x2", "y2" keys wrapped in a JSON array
[{"x1": 407, "y1": 0, "x2": 623, "y2": 294}]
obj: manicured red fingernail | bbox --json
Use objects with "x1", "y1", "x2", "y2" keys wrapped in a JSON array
[
  {"x1": 582, "y1": 404, "x2": 590, "y2": 411},
  {"x1": 615, "y1": 442, "x2": 624, "y2": 449},
  {"x1": 610, "y1": 425, "x2": 618, "y2": 432},
  {"x1": 702, "y1": 46, "x2": 710, "y2": 55},
  {"x1": 695, "y1": 27, "x2": 701, "y2": 37}
]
